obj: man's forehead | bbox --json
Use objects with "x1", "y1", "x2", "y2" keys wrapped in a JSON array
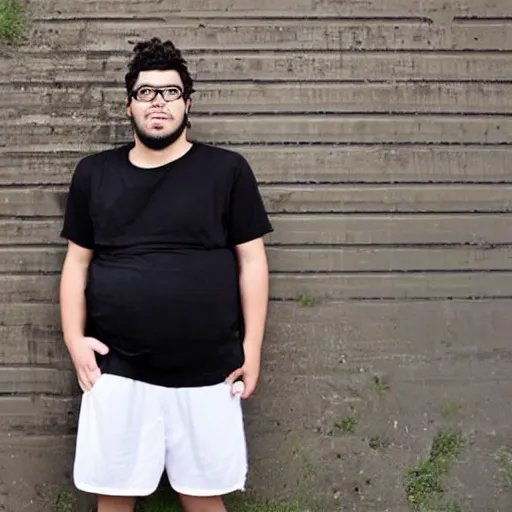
[{"x1": 134, "y1": 70, "x2": 183, "y2": 87}]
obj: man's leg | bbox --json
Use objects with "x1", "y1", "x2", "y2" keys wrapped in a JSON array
[
  {"x1": 178, "y1": 494, "x2": 226, "y2": 512},
  {"x1": 97, "y1": 495, "x2": 135, "y2": 512},
  {"x1": 165, "y1": 383, "x2": 247, "y2": 504},
  {"x1": 73, "y1": 376, "x2": 166, "y2": 505}
]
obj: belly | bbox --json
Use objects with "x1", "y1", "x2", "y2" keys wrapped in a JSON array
[{"x1": 85, "y1": 248, "x2": 241, "y2": 358}]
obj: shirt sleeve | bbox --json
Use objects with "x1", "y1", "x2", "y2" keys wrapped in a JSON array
[
  {"x1": 60, "y1": 160, "x2": 95, "y2": 250},
  {"x1": 226, "y1": 155, "x2": 274, "y2": 246}
]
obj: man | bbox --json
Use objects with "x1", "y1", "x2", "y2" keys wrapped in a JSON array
[{"x1": 59, "y1": 37, "x2": 273, "y2": 512}]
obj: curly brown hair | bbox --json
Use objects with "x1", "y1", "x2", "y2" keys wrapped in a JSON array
[{"x1": 124, "y1": 37, "x2": 195, "y2": 101}]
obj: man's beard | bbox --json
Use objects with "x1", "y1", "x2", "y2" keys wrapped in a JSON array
[{"x1": 130, "y1": 113, "x2": 188, "y2": 151}]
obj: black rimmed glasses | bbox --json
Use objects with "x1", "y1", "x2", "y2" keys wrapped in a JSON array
[{"x1": 131, "y1": 85, "x2": 184, "y2": 102}]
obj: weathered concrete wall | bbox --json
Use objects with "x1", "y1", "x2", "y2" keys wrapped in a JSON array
[{"x1": 1, "y1": 0, "x2": 512, "y2": 510}]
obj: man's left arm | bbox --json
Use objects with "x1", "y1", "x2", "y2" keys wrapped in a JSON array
[{"x1": 226, "y1": 237, "x2": 269, "y2": 399}]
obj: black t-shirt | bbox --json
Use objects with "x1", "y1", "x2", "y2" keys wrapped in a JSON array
[{"x1": 60, "y1": 141, "x2": 273, "y2": 387}]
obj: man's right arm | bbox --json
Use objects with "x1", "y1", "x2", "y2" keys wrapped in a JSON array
[
  {"x1": 60, "y1": 241, "x2": 92, "y2": 349},
  {"x1": 60, "y1": 241, "x2": 109, "y2": 391}
]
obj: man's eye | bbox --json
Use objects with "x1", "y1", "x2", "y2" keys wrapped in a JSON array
[
  {"x1": 165, "y1": 88, "x2": 180, "y2": 95},
  {"x1": 139, "y1": 88, "x2": 153, "y2": 96}
]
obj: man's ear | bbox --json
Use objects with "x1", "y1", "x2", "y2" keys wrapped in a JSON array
[{"x1": 185, "y1": 99, "x2": 192, "y2": 129}]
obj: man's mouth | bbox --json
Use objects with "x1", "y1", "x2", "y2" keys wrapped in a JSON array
[{"x1": 148, "y1": 113, "x2": 170, "y2": 121}]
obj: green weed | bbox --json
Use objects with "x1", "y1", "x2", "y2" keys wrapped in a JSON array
[
  {"x1": 0, "y1": 0, "x2": 27, "y2": 43},
  {"x1": 297, "y1": 293, "x2": 314, "y2": 307},
  {"x1": 369, "y1": 435, "x2": 390, "y2": 451},
  {"x1": 404, "y1": 428, "x2": 466, "y2": 512},
  {"x1": 371, "y1": 375, "x2": 390, "y2": 395},
  {"x1": 331, "y1": 415, "x2": 358, "y2": 435}
]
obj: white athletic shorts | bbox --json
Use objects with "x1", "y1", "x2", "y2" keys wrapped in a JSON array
[{"x1": 73, "y1": 374, "x2": 248, "y2": 497}]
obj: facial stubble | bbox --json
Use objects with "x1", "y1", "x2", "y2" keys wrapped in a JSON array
[{"x1": 129, "y1": 110, "x2": 189, "y2": 151}]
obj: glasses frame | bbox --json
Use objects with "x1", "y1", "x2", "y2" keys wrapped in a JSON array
[{"x1": 131, "y1": 85, "x2": 184, "y2": 103}]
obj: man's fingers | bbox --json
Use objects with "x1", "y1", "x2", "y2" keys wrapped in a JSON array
[
  {"x1": 77, "y1": 371, "x2": 92, "y2": 392},
  {"x1": 88, "y1": 366, "x2": 102, "y2": 383},
  {"x1": 85, "y1": 337, "x2": 110, "y2": 355},
  {"x1": 241, "y1": 387, "x2": 254, "y2": 399},
  {"x1": 241, "y1": 376, "x2": 257, "y2": 399},
  {"x1": 86, "y1": 360, "x2": 100, "y2": 372},
  {"x1": 231, "y1": 381, "x2": 245, "y2": 396},
  {"x1": 77, "y1": 367, "x2": 101, "y2": 392},
  {"x1": 225, "y1": 368, "x2": 244, "y2": 385}
]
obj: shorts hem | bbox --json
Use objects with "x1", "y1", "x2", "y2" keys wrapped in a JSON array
[
  {"x1": 75, "y1": 481, "x2": 158, "y2": 497},
  {"x1": 171, "y1": 480, "x2": 246, "y2": 497}
]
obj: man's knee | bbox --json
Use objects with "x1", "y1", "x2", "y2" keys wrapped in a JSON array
[
  {"x1": 179, "y1": 493, "x2": 227, "y2": 512},
  {"x1": 97, "y1": 495, "x2": 136, "y2": 512}
]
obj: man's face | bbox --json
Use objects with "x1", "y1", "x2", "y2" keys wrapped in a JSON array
[{"x1": 127, "y1": 69, "x2": 190, "y2": 150}]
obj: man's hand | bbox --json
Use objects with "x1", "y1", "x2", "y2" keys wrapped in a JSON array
[
  {"x1": 225, "y1": 344, "x2": 261, "y2": 399},
  {"x1": 68, "y1": 337, "x2": 109, "y2": 392}
]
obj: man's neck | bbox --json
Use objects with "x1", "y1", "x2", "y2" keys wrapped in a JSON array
[{"x1": 129, "y1": 135, "x2": 193, "y2": 169}]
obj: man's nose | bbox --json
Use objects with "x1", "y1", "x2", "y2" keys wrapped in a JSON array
[{"x1": 151, "y1": 91, "x2": 166, "y2": 106}]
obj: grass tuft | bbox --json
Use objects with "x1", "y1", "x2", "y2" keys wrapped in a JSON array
[
  {"x1": 0, "y1": 0, "x2": 27, "y2": 44},
  {"x1": 297, "y1": 293, "x2": 314, "y2": 308},
  {"x1": 371, "y1": 375, "x2": 390, "y2": 395},
  {"x1": 331, "y1": 415, "x2": 358, "y2": 435},
  {"x1": 368, "y1": 435, "x2": 390, "y2": 451},
  {"x1": 404, "y1": 428, "x2": 466, "y2": 512}
]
